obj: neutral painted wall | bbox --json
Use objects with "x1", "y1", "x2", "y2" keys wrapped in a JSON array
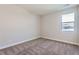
[
  {"x1": 77, "y1": 6, "x2": 79, "y2": 43},
  {"x1": 41, "y1": 7, "x2": 79, "y2": 45},
  {"x1": 0, "y1": 5, "x2": 40, "y2": 49}
]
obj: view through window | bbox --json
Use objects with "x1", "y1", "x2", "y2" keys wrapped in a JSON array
[{"x1": 62, "y1": 13, "x2": 74, "y2": 31}]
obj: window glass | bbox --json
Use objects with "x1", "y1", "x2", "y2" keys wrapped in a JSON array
[{"x1": 62, "y1": 13, "x2": 74, "y2": 31}]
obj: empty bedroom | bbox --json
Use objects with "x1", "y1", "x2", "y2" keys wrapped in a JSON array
[{"x1": 0, "y1": 4, "x2": 79, "y2": 55}]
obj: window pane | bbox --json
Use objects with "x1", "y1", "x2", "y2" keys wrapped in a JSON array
[
  {"x1": 62, "y1": 13, "x2": 74, "y2": 22},
  {"x1": 62, "y1": 13, "x2": 74, "y2": 32}
]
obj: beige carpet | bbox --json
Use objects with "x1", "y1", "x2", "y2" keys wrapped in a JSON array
[{"x1": 0, "y1": 38, "x2": 79, "y2": 55}]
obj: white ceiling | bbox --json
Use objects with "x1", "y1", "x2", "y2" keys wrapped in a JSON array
[{"x1": 17, "y1": 4, "x2": 77, "y2": 15}]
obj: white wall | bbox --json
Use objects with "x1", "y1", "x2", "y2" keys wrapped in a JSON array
[
  {"x1": 0, "y1": 5, "x2": 40, "y2": 49},
  {"x1": 41, "y1": 7, "x2": 79, "y2": 45},
  {"x1": 77, "y1": 6, "x2": 79, "y2": 43}
]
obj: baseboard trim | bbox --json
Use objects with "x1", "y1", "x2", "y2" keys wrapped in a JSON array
[
  {"x1": 42, "y1": 37, "x2": 79, "y2": 46},
  {"x1": 0, "y1": 36, "x2": 40, "y2": 50},
  {"x1": 1, "y1": 36, "x2": 79, "y2": 50}
]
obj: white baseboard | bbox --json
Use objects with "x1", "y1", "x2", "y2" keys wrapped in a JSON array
[
  {"x1": 0, "y1": 36, "x2": 40, "y2": 50},
  {"x1": 1, "y1": 36, "x2": 79, "y2": 50},
  {"x1": 42, "y1": 36, "x2": 79, "y2": 46}
]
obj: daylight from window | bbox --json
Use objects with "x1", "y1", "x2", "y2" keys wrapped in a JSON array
[{"x1": 62, "y1": 13, "x2": 74, "y2": 32}]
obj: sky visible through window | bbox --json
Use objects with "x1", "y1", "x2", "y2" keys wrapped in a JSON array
[
  {"x1": 62, "y1": 13, "x2": 74, "y2": 31},
  {"x1": 62, "y1": 13, "x2": 74, "y2": 22}
]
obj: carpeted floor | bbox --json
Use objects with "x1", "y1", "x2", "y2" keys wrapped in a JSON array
[{"x1": 0, "y1": 38, "x2": 79, "y2": 55}]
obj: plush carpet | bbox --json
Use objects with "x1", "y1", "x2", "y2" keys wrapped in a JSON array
[{"x1": 0, "y1": 38, "x2": 79, "y2": 55}]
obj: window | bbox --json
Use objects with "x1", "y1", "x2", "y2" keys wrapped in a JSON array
[{"x1": 62, "y1": 13, "x2": 74, "y2": 32}]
